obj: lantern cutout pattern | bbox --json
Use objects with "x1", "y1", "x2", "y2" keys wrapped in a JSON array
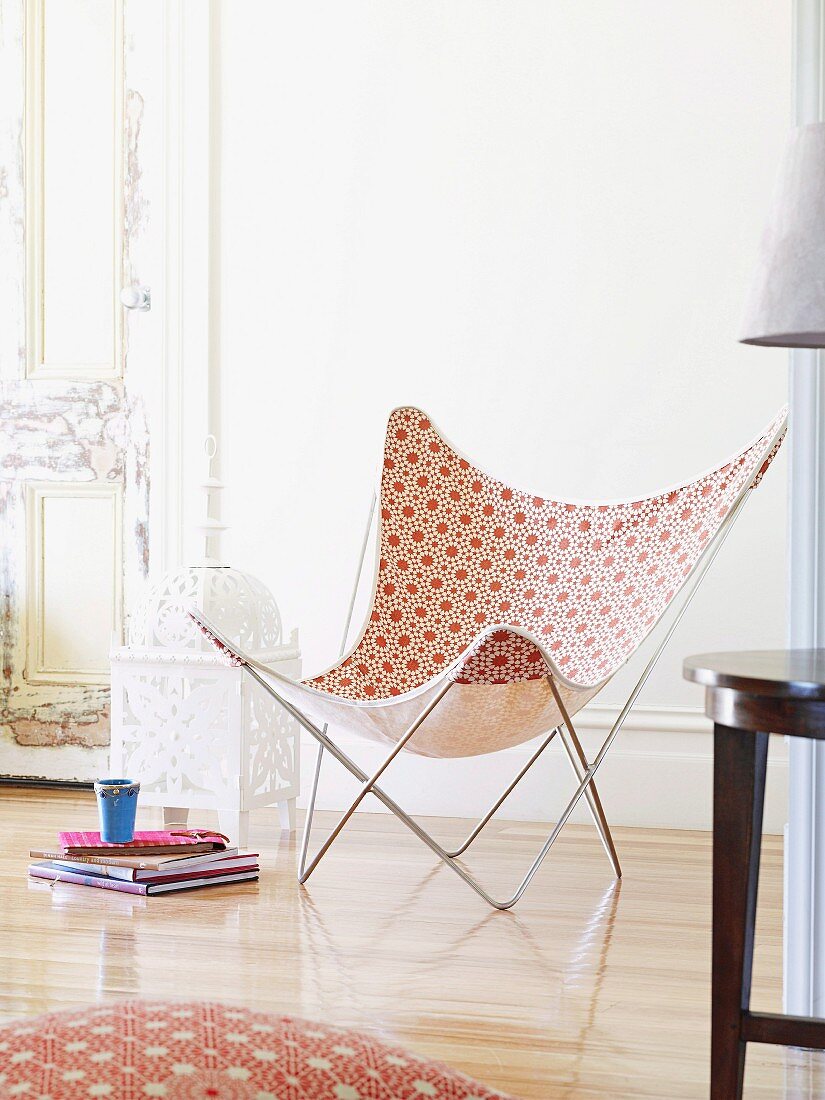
[{"x1": 109, "y1": 436, "x2": 300, "y2": 846}]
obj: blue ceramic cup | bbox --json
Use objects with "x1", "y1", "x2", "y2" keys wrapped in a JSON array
[{"x1": 94, "y1": 779, "x2": 140, "y2": 844}]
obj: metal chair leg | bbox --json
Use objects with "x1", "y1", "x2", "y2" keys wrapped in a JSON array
[
  {"x1": 297, "y1": 491, "x2": 376, "y2": 881},
  {"x1": 298, "y1": 681, "x2": 453, "y2": 884},
  {"x1": 247, "y1": 666, "x2": 612, "y2": 910},
  {"x1": 557, "y1": 723, "x2": 621, "y2": 877},
  {"x1": 298, "y1": 741, "x2": 325, "y2": 880},
  {"x1": 443, "y1": 727, "x2": 561, "y2": 857},
  {"x1": 546, "y1": 675, "x2": 621, "y2": 878},
  {"x1": 445, "y1": 683, "x2": 621, "y2": 876}
]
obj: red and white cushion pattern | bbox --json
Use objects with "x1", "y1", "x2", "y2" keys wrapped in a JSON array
[
  {"x1": 450, "y1": 630, "x2": 547, "y2": 687},
  {"x1": 0, "y1": 1001, "x2": 512, "y2": 1099},
  {"x1": 305, "y1": 406, "x2": 786, "y2": 700}
]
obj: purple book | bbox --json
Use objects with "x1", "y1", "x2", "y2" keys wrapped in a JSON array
[{"x1": 28, "y1": 862, "x2": 258, "y2": 895}]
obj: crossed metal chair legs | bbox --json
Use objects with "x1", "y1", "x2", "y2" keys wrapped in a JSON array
[{"x1": 247, "y1": 662, "x2": 621, "y2": 911}]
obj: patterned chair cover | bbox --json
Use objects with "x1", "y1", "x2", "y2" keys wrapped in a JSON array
[{"x1": 197, "y1": 405, "x2": 786, "y2": 760}]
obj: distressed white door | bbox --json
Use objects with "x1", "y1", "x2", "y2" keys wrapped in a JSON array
[{"x1": 0, "y1": 0, "x2": 167, "y2": 778}]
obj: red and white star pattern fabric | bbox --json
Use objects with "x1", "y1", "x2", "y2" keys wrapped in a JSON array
[
  {"x1": 192, "y1": 404, "x2": 786, "y2": 759},
  {"x1": 305, "y1": 406, "x2": 786, "y2": 700},
  {"x1": 0, "y1": 1001, "x2": 511, "y2": 1099}
]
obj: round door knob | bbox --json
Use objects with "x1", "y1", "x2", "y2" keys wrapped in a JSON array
[{"x1": 120, "y1": 285, "x2": 151, "y2": 311}]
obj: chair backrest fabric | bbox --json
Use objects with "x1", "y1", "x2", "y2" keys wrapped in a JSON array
[{"x1": 306, "y1": 406, "x2": 786, "y2": 701}]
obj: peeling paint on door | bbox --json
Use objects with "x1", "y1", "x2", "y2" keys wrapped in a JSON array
[
  {"x1": 0, "y1": 0, "x2": 161, "y2": 773},
  {"x1": 0, "y1": 386, "x2": 151, "y2": 751}
]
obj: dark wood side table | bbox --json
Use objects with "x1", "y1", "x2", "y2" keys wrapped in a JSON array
[{"x1": 684, "y1": 650, "x2": 825, "y2": 1099}]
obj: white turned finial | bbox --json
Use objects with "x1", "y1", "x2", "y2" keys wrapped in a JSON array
[{"x1": 193, "y1": 434, "x2": 229, "y2": 567}]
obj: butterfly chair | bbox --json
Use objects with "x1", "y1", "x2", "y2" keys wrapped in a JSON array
[{"x1": 191, "y1": 405, "x2": 787, "y2": 910}]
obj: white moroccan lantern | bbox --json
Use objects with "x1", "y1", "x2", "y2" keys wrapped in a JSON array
[{"x1": 110, "y1": 439, "x2": 300, "y2": 846}]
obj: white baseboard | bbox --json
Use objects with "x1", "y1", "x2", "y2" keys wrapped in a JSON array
[
  {"x1": 296, "y1": 702, "x2": 789, "y2": 834},
  {"x1": 0, "y1": 703, "x2": 788, "y2": 835}
]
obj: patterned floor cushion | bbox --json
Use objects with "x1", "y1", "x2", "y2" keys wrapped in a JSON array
[{"x1": 0, "y1": 1000, "x2": 514, "y2": 1099}]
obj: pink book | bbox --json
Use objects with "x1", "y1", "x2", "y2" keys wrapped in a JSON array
[{"x1": 57, "y1": 830, "x2": 228, "y2": 856}]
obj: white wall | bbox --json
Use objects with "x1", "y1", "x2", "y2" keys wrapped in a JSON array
[{"x1": 217, "y1": 1, "x2": 792, "y2": 829}]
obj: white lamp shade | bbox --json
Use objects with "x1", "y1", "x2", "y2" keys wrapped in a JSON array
[{"x1": 740, "y1": 121, "x2": 825, "y2": 348}]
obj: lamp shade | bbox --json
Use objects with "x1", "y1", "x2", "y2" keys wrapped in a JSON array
[{"x1": 740, "y1": 121, "x2": 825, "y2": 348}]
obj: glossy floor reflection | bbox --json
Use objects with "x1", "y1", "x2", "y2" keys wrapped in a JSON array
[{"x1": 0, "y1": 787, "x2": 822, "y2": 1097}]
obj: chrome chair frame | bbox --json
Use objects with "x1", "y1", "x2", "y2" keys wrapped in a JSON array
[{"x1": 243, "y1": 472, "x2": 755, "y2": 911}]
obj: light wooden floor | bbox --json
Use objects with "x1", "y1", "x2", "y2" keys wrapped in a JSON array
[{"x1": 1, "y1": 788, "x2": 824, "y2": 1098}]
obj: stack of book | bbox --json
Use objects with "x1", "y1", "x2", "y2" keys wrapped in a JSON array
[{"x1": 28, "y1": 830, "x2": 259, "y2": 896}]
